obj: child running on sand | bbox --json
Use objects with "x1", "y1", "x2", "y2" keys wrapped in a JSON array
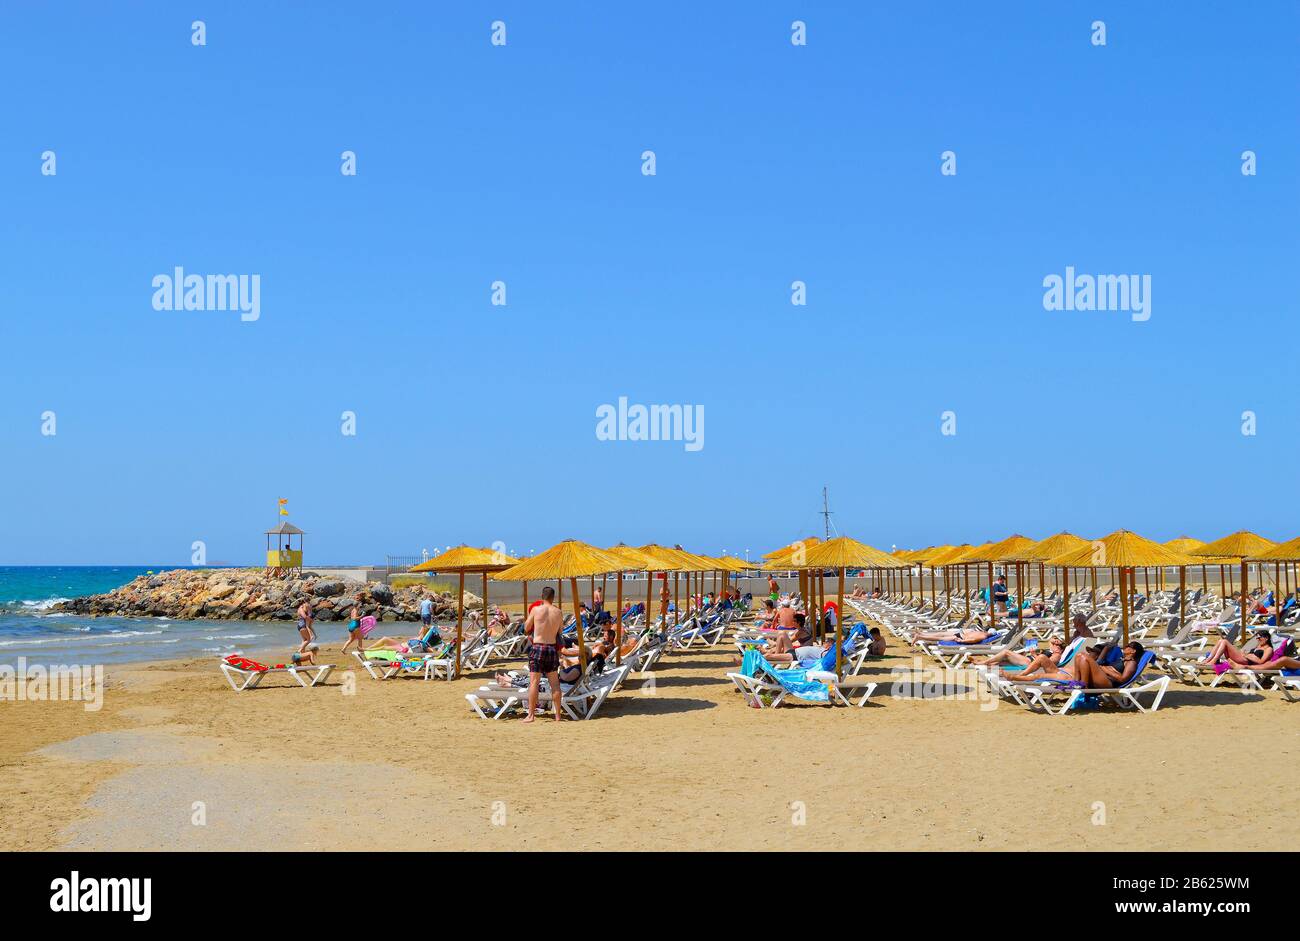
[{"x1": 341, "y1": 603, "x2": 365, "y2": 654}]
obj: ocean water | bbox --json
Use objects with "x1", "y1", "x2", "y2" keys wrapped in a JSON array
[{"x1": 0, "y1": 566, "x2": 295, "y2": 666}]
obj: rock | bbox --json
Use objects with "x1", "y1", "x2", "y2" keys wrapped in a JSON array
[{"x1": 51, "y1": 568, "x2": 463, "y2": 624}]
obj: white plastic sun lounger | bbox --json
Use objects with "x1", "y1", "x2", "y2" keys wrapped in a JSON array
[
  {"x1": 1017, "y1": 653, "x2": 1169, "y2": 716},
  {"x1": 727, "y1": 668, "x2": 877, "y2": 708},
  {"x1": 219, "y1": 659, "x2": 334, "y2": 691},
  {"x1": 466, "y1": 664, "x2": 632, "y2": 720}
]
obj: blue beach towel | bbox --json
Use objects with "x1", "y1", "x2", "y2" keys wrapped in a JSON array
[{"x1": 740, "y1": 649, "x2": 828, "y2": 702}]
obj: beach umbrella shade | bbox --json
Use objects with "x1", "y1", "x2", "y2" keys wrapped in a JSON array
[
  {"x1": 1165, "y1": 537, "x2": 1208, "y2": 597},
  {"x1": 925, "y1": 544, "x2": 977, "y2": 618},
  {"x1": 960, "y1": 536, "x2": 1035, "y2": 628},
  {"x1": 989, "y1": 536, "x2": 1042, "y2": 631},
  {"x1": 494, "y1": 540, "x2": 627, "y2": 669},
  {"x1": 796, "y1": 536, "x2": 908, "y2": 677},
  {"x1": 1248, "y1": 538, "x2": 1300, "y2": 621},
  {"x1": 408, "y1": 544, "x2": 519, "y2": 678},
  {"x1": 1047, "y1": 531, "x2": 1197, "y2": 645},
  {"x1": 604, "y1": 543, "x2": 679, "y2": 664},
  {"x1": 636, "y1": 544, "x2": 701, "y2": 628},
  {"x1": 1192, "y1": 532, "x2": 1277, "y2": 635},
  {"x1": 1021, "y1": 532, "x2": 1089, "y2": 635}
]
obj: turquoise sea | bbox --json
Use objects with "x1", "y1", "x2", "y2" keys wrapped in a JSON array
[{"x1": 0, "y1": 566, "x2": 293, "y2": 666}]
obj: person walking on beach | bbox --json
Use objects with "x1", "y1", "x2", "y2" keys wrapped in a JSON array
[
  {"x1": 524, "y1": 586, "x2": 564, "y2": 723},
  {"x1": 768, "y1": 575, "x2": 780, "y2": 603},
  {"x1": 419, "y1": 594, "x2": 434, "y2": 632},
  {"x1": 295, "y1": 599, "x2": 315, "y2": 653},
  {"x1": 342, "y1": 602, "x2": 365, "y2": 654}
]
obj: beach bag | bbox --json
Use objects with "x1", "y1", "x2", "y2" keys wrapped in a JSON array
[
  {"x1": 358, "y1": 615, "x2": 377, "y2": 637},
  {"x1": 1072, "y1": 693, "x2": 1102, "y2": 710}
]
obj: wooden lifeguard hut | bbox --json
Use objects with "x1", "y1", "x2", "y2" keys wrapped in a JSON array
[{"x1": 266, "y1": 522, "x2": 305, "y2": 575}]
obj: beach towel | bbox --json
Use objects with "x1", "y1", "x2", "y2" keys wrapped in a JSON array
[
  {"x1": 740, "y1": 649, "x2": 828, "y2": 701},
  {"x1": 224, "y1": 655, "x2": 280, "y2": 671}
]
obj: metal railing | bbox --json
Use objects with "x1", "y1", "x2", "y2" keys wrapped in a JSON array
[{"x1": 385, "y1": 555, "x2": 426, "y2": 574}]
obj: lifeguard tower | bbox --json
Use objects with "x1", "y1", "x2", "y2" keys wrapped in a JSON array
[{"x1": 266, "y1": 522, "x2": 305, "y2": 575}]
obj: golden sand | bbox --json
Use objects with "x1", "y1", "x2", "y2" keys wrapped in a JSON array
[{"x1": 2, "y1": 629, "x2": 1297, "y2": 851}]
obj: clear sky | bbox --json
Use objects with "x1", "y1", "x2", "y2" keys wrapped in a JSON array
[{"x1": 2, "y1": 2, "x2": 1296, "y2": 564}]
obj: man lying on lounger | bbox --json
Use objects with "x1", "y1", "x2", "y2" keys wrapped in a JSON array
[
  {"x1": 911, "y1": 624, "x2": 993, "y2": 644},
  {"x1": 1009, "y1": 601, "x2": 1047, "y2": 618}
]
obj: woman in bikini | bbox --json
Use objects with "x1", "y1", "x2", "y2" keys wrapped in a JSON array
[
  {"x1": 1013, "y1": 642, "x2": 1145, "y2": 688},
  {"x1": 1205, "y1": 628, "x2": 1274, "y2": 668},
  {"x1": 982, "y1": 635, "x2": 1066, "y2": 670}
]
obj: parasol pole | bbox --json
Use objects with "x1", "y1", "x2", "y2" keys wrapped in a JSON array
[
  {"x1": 482, "y1": 571, "x2": 489, "y2": 642},
  {"x1": 963, "y1": 563, "x2": 970, "y2": 621},
  {"x1": 455, "y1": 571, "x2": 465, "y2": 679},
  {"x1": 1017, "y1": 560, "x2": 1023, "y2": 630},
  {"x1": 835, "y1": 565, "x2": 845, "y2": 680},
  {"x1": 1178, "y1": 566, "x2": 1185, "y2": 637},
  {"x1": 988, "y1": 562, "x2": 996, "y2": 628},
  {"x1": 646, "y1": 567, "x2": 655, "y2": 634},
  {"x1": 1240, "y1": 559, "x2": 1248, "y2": 635},
  {"x1": 570, "y1": 577, "x2": 587, "y2": 669},
  {"x1": 615, "y1": 570, "x2": 624, "y2": 666},
  {"x1": 1120, "y1": 566, "x2": 1129, "y2": 647},
  {"x1": 1062, "y1": 566, "x2": 1070, "y2": 640}
]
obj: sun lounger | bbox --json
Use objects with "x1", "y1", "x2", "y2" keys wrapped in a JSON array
[
  {"x1": 726, "y1": 650, "x2": 877, "y2": 708},
  {"x1": 465, "y1": 663, "x2": 632, "y2": 720},
  {"x1": 1018, "y1": 651, "x2": 1169, "y2": 715},
  {"x1": 351, "y1": 648, "x2": 453, "y2": 681},
  {"x1": 219, "y1": 656, "x2": 334, "y2": 691}
]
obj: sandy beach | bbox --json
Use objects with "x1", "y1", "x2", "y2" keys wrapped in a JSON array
[{"x1": 3, "y1": 625, "x2": 1297, "y2": 852}]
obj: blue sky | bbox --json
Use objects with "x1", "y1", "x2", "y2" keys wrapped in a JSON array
[{"x1": 1, "y1": 2, "x2": 1296, "y2": 564}]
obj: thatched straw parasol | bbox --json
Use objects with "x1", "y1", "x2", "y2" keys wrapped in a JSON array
[
  {"x1": 494, "y1": 540, "x2": 627, "y2": 668},
  {"x1": 763, "y1": 537, "x2": 827, "y2": 609},
  {"x1": 603, "y1": 543, "x2": 680, "y2": 664},
  {"x1": 1020, "y1": 532, "x2": 1089, "y2": 636},
  {"x1": 907, "y1": 545, "x2": 954, "y2": 614},
  {"x1": 923, "y1": 543, "x2": 977, "y2": 619},
  {"x1": 1048, "y1": 530, "x2": 1197, "y2": 645},
  {"x1": 959, "y1": 535, "x2": 1036, "y2": 628},
  {"x1": 795, "y1": 536, "x2": 905, "y2": 677},
  {"x1": 409, "y1": 545, "x2": 519, "y2": 677},
  {"x1": 1246, "y1": 537, "x2": 1300, "y2": 622},
  {"x1": 1163, "y1": 537, "x2": 1208, "y2": 597},
  {"x1": 1192, "y1": 532, "x2": 1277, "y2": 633}
]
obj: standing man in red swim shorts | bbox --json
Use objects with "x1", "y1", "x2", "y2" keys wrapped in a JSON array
[{"x1": 524, "y1": 586, "x2": 565, "y2": 723}]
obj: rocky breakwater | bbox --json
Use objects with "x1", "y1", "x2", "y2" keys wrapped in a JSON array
[{"x1": 54, "y1": 569, "x2": 480, "y2": 623}]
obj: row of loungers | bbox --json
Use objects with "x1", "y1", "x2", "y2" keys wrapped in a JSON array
[
  {"x1": 851, "y1": 590, "x2": 1300, "y2": 713},
  {"x1": 216, "y1": 606, "x2": 740, "y2": 720}
]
